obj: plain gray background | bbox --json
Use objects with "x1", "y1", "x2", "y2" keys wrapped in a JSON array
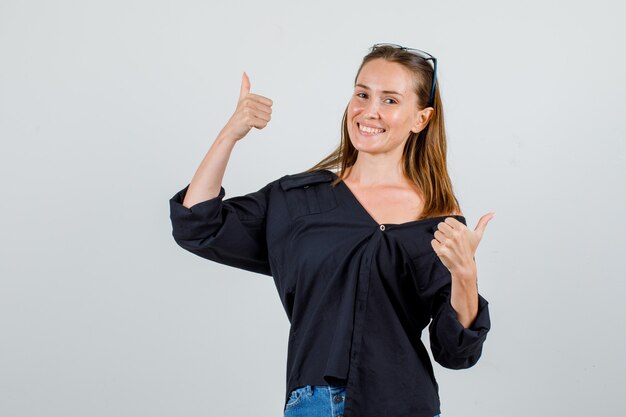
[{"x1": 1, "y1": 0, "x2": 625, "y2": 416}]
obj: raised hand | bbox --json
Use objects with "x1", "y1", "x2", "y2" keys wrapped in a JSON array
[
  {"x1": 430, "y1": 212, "x2": 495, "y2": 328},
  {"x1": 431, "y1": 212, "x2": 496, "y2": 277},
  {"x1": 222, "y1": 71, "x2": 273, "y2": 142}
]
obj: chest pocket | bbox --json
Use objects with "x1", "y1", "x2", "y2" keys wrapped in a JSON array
[{"x1": 279, "y1": 170, "x2": 338, "y2": 220}]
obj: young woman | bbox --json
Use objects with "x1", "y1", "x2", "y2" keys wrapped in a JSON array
[{"x1": 169, "y1": 43, "x2": 494, "y2": 417}]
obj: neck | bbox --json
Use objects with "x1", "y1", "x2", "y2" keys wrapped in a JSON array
[{"x1": 342, "y1": 152, "x2": 406, "y2": 186}]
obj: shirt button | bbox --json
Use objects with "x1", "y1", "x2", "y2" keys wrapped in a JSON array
[
  {"x1": 379, "y1": 224, "x2": 385, "y2": 231},
  {"x1": 333, "y1": 394, "x2": 344, "y2": 403}
]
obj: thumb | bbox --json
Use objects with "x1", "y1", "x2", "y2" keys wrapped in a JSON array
[
  {"x1": 474, "y1": 212, "x2": 496, "y2": 239},
  {"x1": 239, "y1": 71, "x2": 250, "y2": 100}
]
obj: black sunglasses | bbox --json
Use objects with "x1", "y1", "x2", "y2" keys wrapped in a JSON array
[{"x1": 370, "y1": 43, "x2": 438, "y2": 107}]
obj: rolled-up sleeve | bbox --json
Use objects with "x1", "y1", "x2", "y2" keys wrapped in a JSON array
[
  {"x1": 428, "y1": 283, "x2": 491, "y2": 370},
  {"x1": 168, "y1": 182, "x2": 274, "y2": 276}
]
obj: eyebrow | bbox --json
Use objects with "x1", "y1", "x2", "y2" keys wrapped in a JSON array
[{"x1": 355, "y1": 83, "x2": 404, "y2": 97}]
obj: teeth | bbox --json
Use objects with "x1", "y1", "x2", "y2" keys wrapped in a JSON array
[{"x1": 359, "y1": 124, "x2": 385, "y2": 134}]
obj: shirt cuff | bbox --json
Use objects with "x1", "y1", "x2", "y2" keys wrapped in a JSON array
[
  {"x1": 169, "y1": 184, "x2": 226, "y2": 241},
  {"x1": 434, "y1": 293, "x2": 490, "y2": 357}
]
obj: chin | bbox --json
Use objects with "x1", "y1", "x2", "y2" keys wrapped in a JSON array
[
  {"x1": 347, "y1": 130, "x2": 371, "y2": 150},
  {"x1": 351, "y1": 134, "x2": 382, "y2": 151},
  {"x1": 350, "y1": 141, "x2": 382, "y2": 155}
]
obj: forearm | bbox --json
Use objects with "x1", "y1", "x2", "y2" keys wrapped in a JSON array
[
  {"x1": 182, "y1": 128, "x2": 238, "y2": 209},
  {"x1": 450, "y1": 263, "x2": 479, "y2": 328}
]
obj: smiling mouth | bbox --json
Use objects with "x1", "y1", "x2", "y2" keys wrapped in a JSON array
[{"x1": 357, "y1": 123, "x2": 386, "y2": 135}]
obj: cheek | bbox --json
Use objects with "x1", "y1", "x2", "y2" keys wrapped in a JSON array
[
  {"x1": 385, "y1": 113, "x2": 406, "y2": 126},
  {"x1": 348, "y1": 99, "x2": 363, "y2": 117}
]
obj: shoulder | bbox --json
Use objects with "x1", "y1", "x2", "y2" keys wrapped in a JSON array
[
  {"x1": 446, "y1": 210, "x2": 465, "y2": 220},
  {"x1": 278, "y1": 169, "x2": 336, "y2": 191}
]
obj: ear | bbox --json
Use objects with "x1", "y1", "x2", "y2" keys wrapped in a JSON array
[{"x1": 411, "y1": 107, "x2": 434, "y2": 133}]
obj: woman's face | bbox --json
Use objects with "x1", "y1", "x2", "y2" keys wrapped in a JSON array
[{"x1": 347, "y1": 58, "x2": 431, "y2": 156}]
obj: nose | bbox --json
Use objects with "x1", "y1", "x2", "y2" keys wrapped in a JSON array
[{"x1": 363, "y1": 98, "x2": 380, "y2": 119}]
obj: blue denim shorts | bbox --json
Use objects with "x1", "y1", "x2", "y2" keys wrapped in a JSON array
[
  {"x1": 283, "y1": 384, "x2": 440, "y2": 417},
  {"x1": 283, "y1": 385, "x2": 347, "y2": 417}
]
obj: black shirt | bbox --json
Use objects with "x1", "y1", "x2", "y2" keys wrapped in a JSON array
[{"x1": 169, "y1": 169, "x2": 491, "y2": 417}]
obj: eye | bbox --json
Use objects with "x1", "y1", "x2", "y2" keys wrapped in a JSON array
[
  {"x1": 355, "y1": 92, "x2": 367, "y2": 99},
  {"x1": 384, "y1": 98, "x2": 398, "y2": 104}
]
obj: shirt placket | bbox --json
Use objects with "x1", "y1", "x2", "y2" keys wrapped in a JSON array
[{"x1": 344, "y1": 227, "x2": 383, "y2": 416}]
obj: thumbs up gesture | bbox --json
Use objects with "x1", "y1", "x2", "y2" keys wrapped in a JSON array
[
  {"x1": 222, "y1": 72, "x2": 273, "y2": 142},
  {"x1": 431, "y1": 212, "x2": 496, "y2": 277}
]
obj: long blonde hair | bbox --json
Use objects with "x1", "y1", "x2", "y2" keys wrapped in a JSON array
[{"x1": 306, "y1": 45, "x2": 462, "y2": 220}]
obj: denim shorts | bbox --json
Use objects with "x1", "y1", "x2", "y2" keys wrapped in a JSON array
[
  {"x1": 283, "y1": 385, "x2": 347, "y2": 417},
  {"x1": 283, "y1": 384, "x2": 440, "y2": 417}
]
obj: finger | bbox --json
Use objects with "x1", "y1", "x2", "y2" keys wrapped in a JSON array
[
  {"x1": 437, "y1": 220, "x2": 455, "y2": 234},
  {"x1": 239, "y1": 71, "x2": 251, "y2": 101},
  {"x1": 250, "y1": 115, "x2": 270, "y2": 129},
  {"x1": 246, "y1": 93, "x2": 273, "y2": 107},
  {"x1": 444, "y1": 216, "x2": 464, "y2": 229},
  {"x1": 433, "y1": 230, "x2": 448, "y2": 245},
  {"x1": 241, "y1": 104, "x2": 272, "y2": 122},
  {"x1": 474, "y1": 212, "x2": 496, "y2": 237},
  {"x1": 241, "y1": 99, "x2": 272, "y2": 116},
  {"x1": 240, "y1": 107, "x2": 271, "y2": 129},
  {"x1": 252, "y1": 105, "x2": 272, "y2": 118},
  {"x1": 430, "y1": 238, "x2": 443, "y2": 255},
  {"x1": 249, "y1": 110, "x2": 271, "y2": 124}
]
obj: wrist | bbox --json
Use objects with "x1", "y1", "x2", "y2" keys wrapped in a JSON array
[
  {"x1": 216, "y1": 128, "x2": 240, "y2": 146},
  {"x1": 451, "y1": 262, "x2": 477, "y2": 282}
]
